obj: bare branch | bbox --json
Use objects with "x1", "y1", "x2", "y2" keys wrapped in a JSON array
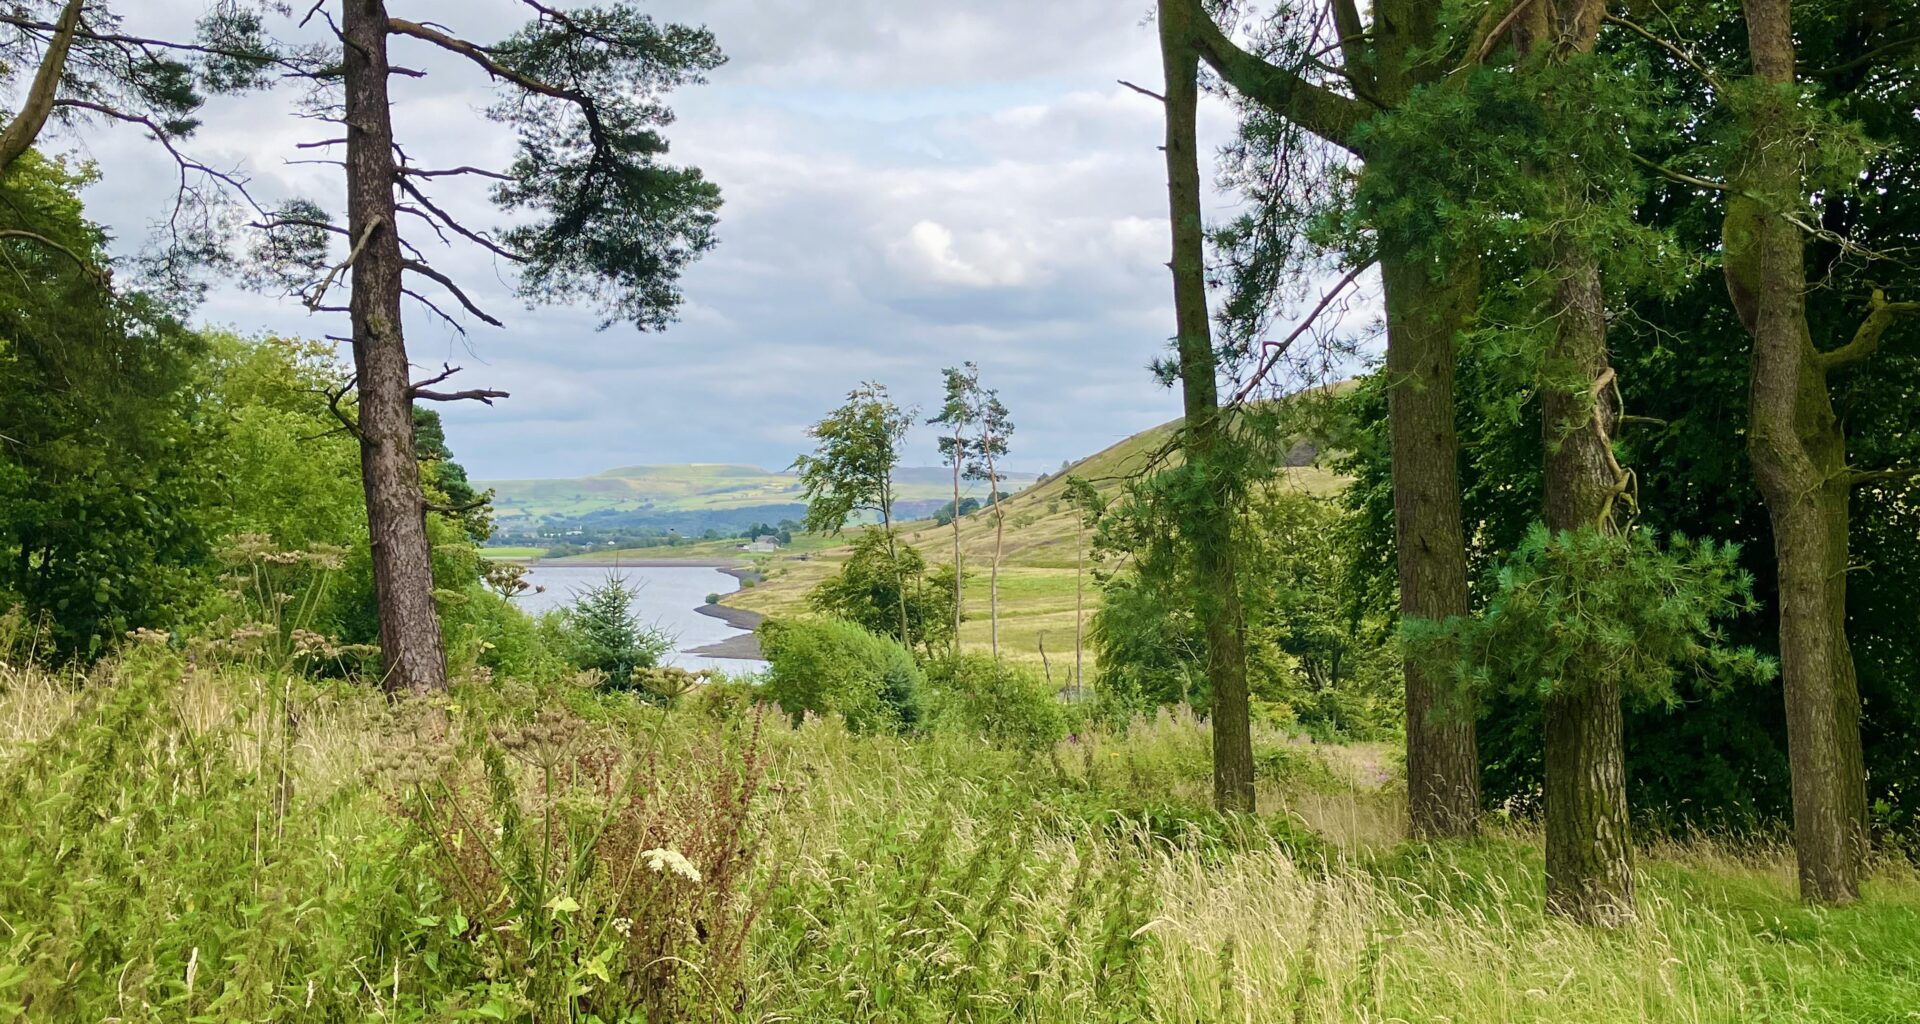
[
  {"x1": 0, "y1": 228, "x2": 105, "y2": 282},
  {"x1": 1230, "y1": 259, "x2": 1375, "y2": 406},
  {"x1": 402, "y1": 287, "x2": 465, "y2": 333},
  {"x1": 1630, "y1": 152, "x2": 1729, "y2": 192},
  {"x1": 412, "y1": 386, "x2": 510, "y2": 405},
  {"x1": 395, "y1": 176, "x2": 528, "y2": 263},
  {"x1": 398, "y1": 165, "x2": 513, "y2": 181},
  {"x1": 1117, "y1": 79, "x2": 1166, "y2": 103},
  {"x1": 1604, "y1": 14, "x2": 1726, "y2": 92},
  {"x1": 305, "y1": 215, "x2": 383, "y2": 312},
  {"x1": 402, "y1": 258, "x2": 504, "y2": 327}
]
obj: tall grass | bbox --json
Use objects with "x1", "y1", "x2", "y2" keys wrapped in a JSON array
[{"x1": 1, "y1": 648, "x2": 1916, "y2": 1022}]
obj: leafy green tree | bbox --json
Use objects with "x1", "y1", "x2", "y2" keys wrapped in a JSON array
[
  {"x1": 0, "y1": 155, "x2": 215, "y2": 656},
  {"x1": 792, "y1": 382, "x2": 915, "y2": 648},
  {"x1": 807, "y1": 530, "x2": 956, "y2": 659}
]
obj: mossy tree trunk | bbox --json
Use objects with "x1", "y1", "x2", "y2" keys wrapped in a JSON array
[
  {"x1": 1722, "y1": 0, "x2": 1900, "y2": 903},
  {"x1": 1158, "y1": 0, "x2": 1255, "y2": 812},
  {"x1": 1382, "y1": 250, "x2": 1482, "y2": 838}
]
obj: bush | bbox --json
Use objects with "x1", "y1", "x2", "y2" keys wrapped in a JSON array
[
  {"x1": 760, "y1": 617, "x2": 924, "y2": 733},
  {"x1": 927, "y1": 654, "x2": 1067, "y2": 753},
  {"x1": 807, "y1": 530, "x2": 957, "y2": 657}
]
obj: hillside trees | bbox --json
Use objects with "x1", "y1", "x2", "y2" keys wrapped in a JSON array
[
  {"x1": 794, "y1": 382, "x2": 916, "y2": 650},
  {"x1": 1178, "y1": 0, "x2": 1480, "y2": 836},
  {"x1": 929, "y1": 365, "x2": 979, "y2": 643}
]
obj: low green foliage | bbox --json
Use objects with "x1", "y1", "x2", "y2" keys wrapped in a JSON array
[
  {"x1": 926, "y1": 653, "x2": 1068, "y2": 752},
  {"x1": 4, "y1": 651, "x2": 1920, "y2": 1022},
  {"x1": 759, "y1": 616, "x2": 925, "y2": 732},
  {"x1": 1404, "y1": 525, "x2": 1774, "y2": 710},
  {"x1": 807, "y1": 529, "x2": 957, "y2": 656}
]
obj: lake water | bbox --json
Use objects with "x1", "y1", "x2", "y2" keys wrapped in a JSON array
[{"x1": 511, "y1": 564, "x2": 767, "y2": 675}]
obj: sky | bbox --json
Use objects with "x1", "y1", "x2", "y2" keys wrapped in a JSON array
[{"x1": 68, "y1": 1, "x2": 1289, "y2": 481}]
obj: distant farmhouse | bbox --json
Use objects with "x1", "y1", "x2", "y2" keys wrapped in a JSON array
[{"x1": 741, "y1": 535, "x2": 781, "y2": 553}]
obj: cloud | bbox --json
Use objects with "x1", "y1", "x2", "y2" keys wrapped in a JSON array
[{"x1": 57, "y1": 0, "x2": 1294, "y2": 482}]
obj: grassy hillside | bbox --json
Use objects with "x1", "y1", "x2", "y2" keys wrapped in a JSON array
[
  {"x1": 724, "y1": 412, "x2": 1345, "y2": 673},
  {"x1": 484, "y1": 462, "x2": 1041, "y2": 526}
]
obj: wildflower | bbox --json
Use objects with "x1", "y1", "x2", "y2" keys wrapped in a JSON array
[
  {"x1": 611, "y1": 916, "x2": 633, "y2": 938},
  {"x1": 641, "y1": 847, "x2": 702, "y2": 883}
]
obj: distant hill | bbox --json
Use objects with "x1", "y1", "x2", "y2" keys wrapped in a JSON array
[{"x1": 483, "y1": 462, "x2": 1041, "y2": 534}]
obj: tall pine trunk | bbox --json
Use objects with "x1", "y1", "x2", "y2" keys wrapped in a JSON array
[
  {"x1": 344, "y1": 0, "x2": 447, "y2": 694},
  {"x1": 1725, "y1": 0, "x2": 1869, "y2": 902},
  {"x1": 1181, "y1": 0, "x2": 1483, "y2": 837},
  {"x1": 950, "y1": 458, "x2": 964, "y2": 646},
  {"x1": 1381, "y1": 249, "x2": 1481, "y2": 838},
  {"x1": 1158, "y1": 0, "x2": 1254, "y2": 812},
  {"x1": 986, "y1": 450, "x2": 1003, "y2": 658},
  {"x1": 1536, "y1": 251, "x2": 1635, "y2": 924}
]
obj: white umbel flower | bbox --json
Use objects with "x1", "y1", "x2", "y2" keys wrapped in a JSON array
[{"x1": 641, "y1": 847, "x2": 702, "y2": 883}]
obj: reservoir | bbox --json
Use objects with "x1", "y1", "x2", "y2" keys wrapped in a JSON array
[{"x1": 511, "y1": 563, "x2": 767, "y2": 675}]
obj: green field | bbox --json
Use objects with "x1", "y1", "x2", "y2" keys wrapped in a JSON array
[
  {"x1": 724, "y1": 412, "x2": 1346, "y2": 671},
  {"x1": 482, "y1": 462, "x2": 1041, "y2": 523}
]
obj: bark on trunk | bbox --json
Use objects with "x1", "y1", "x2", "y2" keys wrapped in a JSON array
[
  {"x1": 344, "y1": 0, "x2": 447, "y2": 694},
  {"x1": 1159, "y1": 0, "x2": 1255, "y2": 813},
  {"x1": 951, "y1": 459, "x2": 963, "y2": 646},
  {"x1": 986, "y1": 449, "x2": 1003, "y2": 659},
  {"x1": 1381, "y1": 248, "x2": 1481, "y2": 838},
  {"x1": 1726, "y1": 0, "x2": 1868, "y2": 902},
  {"x1": 1537, "y1": 239, "x2": 1637, "y2": 927},
  {"x1": 1506, "y1": 0, "x2": 1637, "y2": 926},
  {"x1": 1178, "y1": 0, "x2": 1483, "y2": 836}
]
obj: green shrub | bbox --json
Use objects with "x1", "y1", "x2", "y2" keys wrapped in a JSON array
[
  {"x1": 760, "y1": 616, "x2": 924, "y2": 733},
  {"x1": 927, "y1": 654, "x2": 1067, "y2": 753}
]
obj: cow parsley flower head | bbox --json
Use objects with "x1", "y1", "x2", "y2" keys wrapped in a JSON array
[{"x1": 641, "y1": 847, "x2": 702, "y2": 883}]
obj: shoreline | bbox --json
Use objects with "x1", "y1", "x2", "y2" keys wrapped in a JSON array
[
  {"x1": 510, "y1": 556, "x2": 769, "y2": 662},
  {"x1": 689, "y1": 602, "x2": 764, "y2": 661}
]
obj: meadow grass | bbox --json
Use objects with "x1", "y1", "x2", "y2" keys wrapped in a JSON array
[{"x1": 2, "y1": 652, "x2": 1916, "y2": 1022}]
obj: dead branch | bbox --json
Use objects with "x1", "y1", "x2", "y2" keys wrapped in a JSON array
[
  {"x1": 1229, "y1": 259, "x2": 1375, "y2": 405},
  {"x1": 401, "y1": 259, "x2": 503, "y2": 327},
  {"x1": 305, "y1": 215, "x2": 383, "y2": 312}
]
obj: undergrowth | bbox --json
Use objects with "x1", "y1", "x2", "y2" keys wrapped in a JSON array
[{"x1": 1, "y1": 648, "x2": 1917, "y2": 1022}]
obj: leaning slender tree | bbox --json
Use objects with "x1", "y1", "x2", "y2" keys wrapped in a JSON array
[
  {"x1": 929, "y1": 364, "x2": 980, "y2": 645},
  {"x1": 792, "y1": 382, "x2": 915, "y2": 651},
  {"x1": 1156, "y1": 0, "x2": 1255, "y2": 812},
  {"x1": 967, "y1": 377, "x2": 1013, "y2": 659}
]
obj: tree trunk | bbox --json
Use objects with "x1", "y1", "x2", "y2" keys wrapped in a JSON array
[
  {"x1": 1381, "y1": 248, "x2": 1481, "y2": 838},
  {"x1": 986, "y1": 448, "x2": 1003, "y2": 659},
  {"x1": 1725, "y1": 0, "x2": 1868, "y2": 901},
  {"x1": 1177, "y1": 0, "x2": 1482, "y2": 833},
  {"x1": 880, "y1": 498, "x2": 911, "y2": 652},
  {"x1": 343, "y1": 0, "x2": 447, "y2": 694},
  {"x1": 1075, "y1": 519, "x2": 1086, "y2": 695},
  {"x1": 1537, "y1": 234, "x2": 1635, "y2": 927},
  {"x1": 951, "y1": 458, "x2": 964, "y2": 646},
  {"x1": 1159, "y1": 0, "x2": 1255, "y2": 813}
]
